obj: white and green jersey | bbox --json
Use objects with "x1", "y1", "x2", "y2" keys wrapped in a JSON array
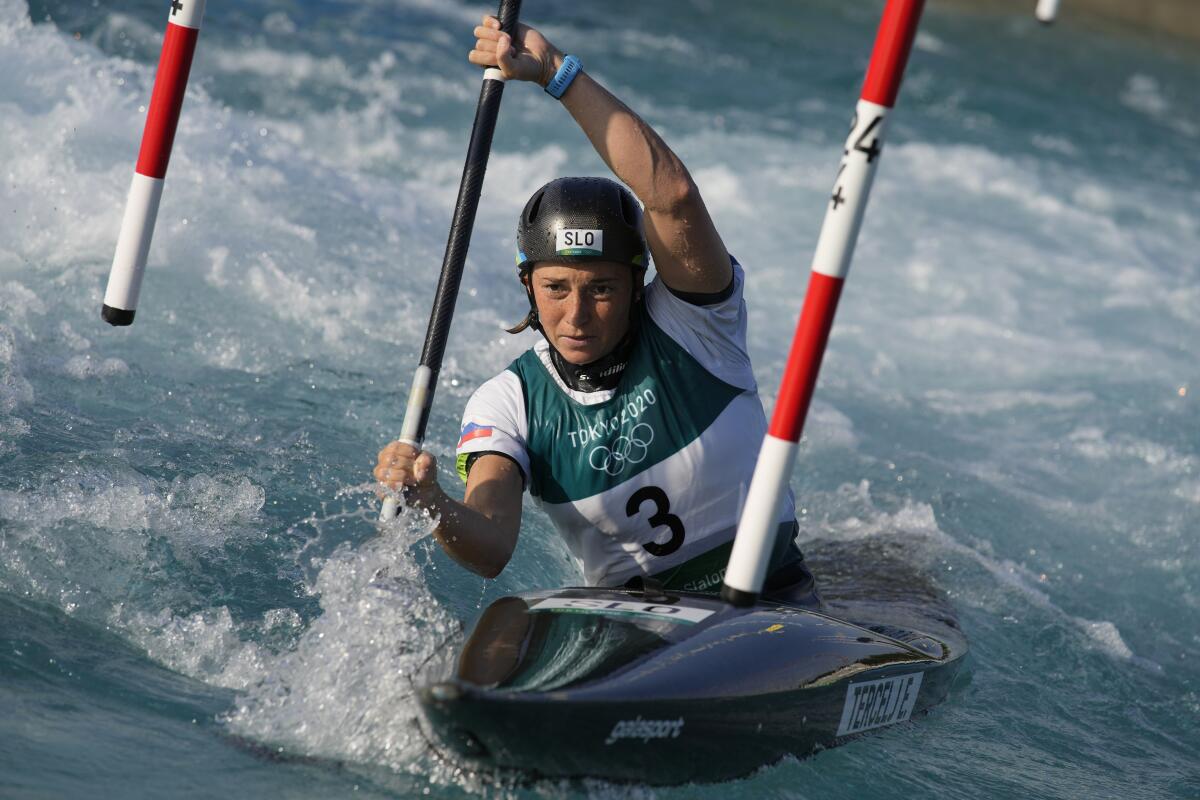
[{"x1": 456, "y1": 260, "x2": 797, "y2": 588}]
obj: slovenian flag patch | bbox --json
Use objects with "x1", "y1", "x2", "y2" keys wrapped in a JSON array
[{"x1": 458, "y1": 422, "x2": 494, "y2": 448}]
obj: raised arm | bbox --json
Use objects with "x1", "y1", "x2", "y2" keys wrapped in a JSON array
[{"x1": 471, "y1": 16, "x2": 732, "y2": 295}]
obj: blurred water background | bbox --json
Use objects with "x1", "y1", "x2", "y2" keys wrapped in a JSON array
[{"x1": 1, "y1": 0, "x2": 1197, "y2": 797}]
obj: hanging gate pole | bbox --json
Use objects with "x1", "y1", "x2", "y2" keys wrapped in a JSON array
[
  {"x1": 722, "y1": 0, "x2": 926, "y2": 606},
  {"x1": 102, "y1": 0, "x2": 208, "y2": 326},
  {"x1": 1036, "y1": 0, "x2": 1061, "y2": 24}
]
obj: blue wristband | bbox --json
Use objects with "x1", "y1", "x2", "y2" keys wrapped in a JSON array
[{"x1": 545, "y1": 55, "x2": 582, "y2": 100}]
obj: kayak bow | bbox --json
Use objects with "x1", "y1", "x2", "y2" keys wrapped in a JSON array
[{"x1": 417, "y1": 586, "x2": 966, "y2": 784}]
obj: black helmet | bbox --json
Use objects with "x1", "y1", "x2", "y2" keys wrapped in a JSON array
[{"x1": 516, "y1": 177, "x2": 649, "y2": 273}]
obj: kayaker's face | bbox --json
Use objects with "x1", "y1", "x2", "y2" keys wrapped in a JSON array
[{"x1": 528, "y1": 262, "x2": 636, "y2": 365}]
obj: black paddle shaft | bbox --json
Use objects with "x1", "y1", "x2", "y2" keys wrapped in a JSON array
[{"x1": 410, "y1": 0, "x2": 522, "y2": 445}]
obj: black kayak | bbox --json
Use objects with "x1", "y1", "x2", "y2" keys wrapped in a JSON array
[{"x1": 416, "y1": 582, "x2": 967, "y2": 784}]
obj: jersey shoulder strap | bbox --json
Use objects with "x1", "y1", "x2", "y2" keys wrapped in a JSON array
[{"x1": 508, "y1": 311, "x2": 743, "y2": 503}]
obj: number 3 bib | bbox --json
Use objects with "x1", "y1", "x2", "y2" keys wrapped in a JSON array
[{"x1": 455, "y1": 261, "x2": 797, "y2": 587}]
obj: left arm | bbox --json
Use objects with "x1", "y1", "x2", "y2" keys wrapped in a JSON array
[{"x1": 470, "y1": 16, "x2": 732, "y2": 295}]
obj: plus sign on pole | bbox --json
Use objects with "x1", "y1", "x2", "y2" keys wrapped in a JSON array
[{"x1": 102, "y1": 0, "x2": 208, "y2": 326}]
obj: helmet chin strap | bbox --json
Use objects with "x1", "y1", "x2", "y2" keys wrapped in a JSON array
[
  {"x1": 524, "y1": 277, "x2": 643, "y2": 393},
  {"x1": 546, "y1": 322, "x2": 640, "y2": 393}
]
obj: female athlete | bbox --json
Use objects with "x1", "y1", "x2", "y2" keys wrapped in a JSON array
[{"x1": 376, "y1": 14, "x2": 817, "y2": 605}]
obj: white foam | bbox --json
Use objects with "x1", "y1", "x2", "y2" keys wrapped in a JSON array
[
  {"x1": 1098, "y1": 261, "x2": 1200, "y2": 324},
  {"x1": 1072, "y1": 183, "x2": 1117, "y2": 213},
  {"x1": 0, "y1": 280, "x2": 45, "y2": 318},
  {"x1": 1031, "y1": 133, "x2": 1079, "y2": 156},
  {"x1": 476, "y1": 145, "x2": 570, "y2": 215},
  {"x1": 0, "y1": 0, "x2": 31, "y2": 39},
  {"x1": 915, "y1": 31, "x2": 949, "y2": 54},
  {"x1": 807, "y1": 481, "x2": 1153, "y2": 668},
  {"x1": 1174, "y1": 481, "x2": 1200, "y2": 505},
  {"x1": 692, "y1": 164, "x2": 755, "y2": 216},
  {"x1": 0, "y1": 471, "x2": 265, "y2": 545},
  {"x1": 802, "y1": 402, "x2": 860, "y2": 452},
  {"x1": 0, "y1": 319, "x2": 31, "y2": 449},
  {"x1": 803, "y1": 480, "x2": 943, "y2": 545},
  {"x1": 117, "y1": 605, "x2": 271, "y2": 690},
  {"x1": 1121, "y1": 74, "x2": 1170, "y2": 117},
  {"x1": 0, "y1": 331, "x2": 30, "y2": 408},
  {"x1": 210, "y1": 48, "x2": 357, "y2": 86},
  {"x1": 615, "y1": 29, "x2": 699, "y2": 60},
  {"x1": 244, "y1": 253, "x2": 377, "y2": 346},
  {"x1": 892, "y1": 142, "x2": 1068, "y2": 218},
  {"x1": 225, "y1": 518, "x2": 457, "y2": 770},
  {"x1": 57, "y1": 321, "x2": 91, "y2": 351},
  {"x1": 0, "y1": 465, "x2": 272, "y2": 649},
  {"x1": 1120, "y1": 74, "x2": 1198, "y2": 138},
  {"x1": 62, "y1": 354, "x2": 129, "y2": 379},
  {"x1": 1081, "y1": 619, "x2": 1134, "y2": 661},
  {"x1": 1068, "y1": 426, "x2": 1193, "y2": 473},
  {"x1": 261, "y1": 12, "x2": 297, "y2": 36},
  {"x1": 380, "y1": 0, "x2": 478, "y2": 25},
  {"x1": 924, "y1": 389, "x2": 1094, "y2": 416}
]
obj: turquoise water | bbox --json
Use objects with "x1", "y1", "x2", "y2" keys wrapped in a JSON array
[{"x1": 2, "y1": 0, "x2": 1198, "y2": 796}]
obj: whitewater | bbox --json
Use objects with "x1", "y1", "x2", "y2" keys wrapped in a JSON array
[{"x1": 1, "y1": 0, "x2": 1197, "y2": 797}]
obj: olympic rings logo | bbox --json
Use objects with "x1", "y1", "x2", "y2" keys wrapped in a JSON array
[{"x1": 588, "y1": 423, "x2": 655, "y2": 476}]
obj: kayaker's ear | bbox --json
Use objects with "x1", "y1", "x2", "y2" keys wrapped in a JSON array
[
  {"x1": 505, "y1": 309, "x2": 538, "y2": 335},
  {"x1": 506, "y1": 268, "x2": 540, "y2": 334}
]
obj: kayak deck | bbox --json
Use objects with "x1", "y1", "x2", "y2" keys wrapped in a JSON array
[{"x1": 416, "y1": 586, "x2": 967, "y2": 784}]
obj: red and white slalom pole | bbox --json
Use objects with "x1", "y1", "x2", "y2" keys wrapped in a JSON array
[
  {"x1": 721, "y1": 0, "x2": 926, "y2": 606},
  {"x1": 102, "y1": 0, "x2": 207, "y2": 326},
  {"x1": 1035, "y1": 0, "x2": 1061, "y2": 24}
]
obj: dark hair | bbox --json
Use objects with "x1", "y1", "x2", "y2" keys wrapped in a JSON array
[{"x1": 505, "y1": 267, "x2": 536, "y2": 334}]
